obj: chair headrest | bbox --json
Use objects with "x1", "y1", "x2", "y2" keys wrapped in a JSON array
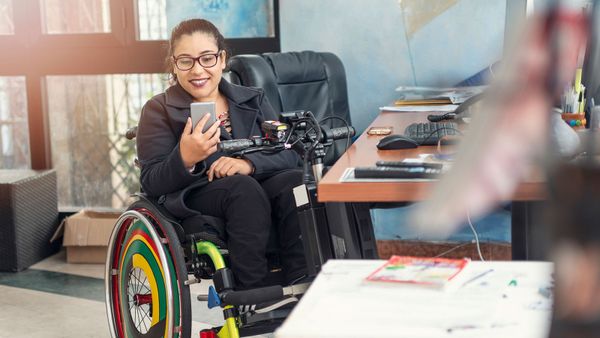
[{"x1": 263, "y1": 51, "x2": 327, "y2": 84}]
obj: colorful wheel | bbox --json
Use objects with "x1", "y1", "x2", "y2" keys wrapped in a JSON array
[{"x1": 106, "y1": 203, "x2": 191, "y2": 338}]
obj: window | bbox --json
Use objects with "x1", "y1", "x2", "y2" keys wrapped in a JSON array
[
  {"x1": 137, "y1": 0, "x2": 275, "y2": 40},
  {"x1": 0, "y1": 77, "x2": 29, "y2": 169},
  {"x1": 41, "y1": 0, "x2": 111, "y2": 34},
  {"x1": 0, "y1": 0, "x2": 279, "y2": 210},
  {"x1": 46, "y1": 74, "x2": 167, "y2": 209},
  {"x1": 0, "y1": 0, "x2": 14, "y2": 35},
  {"x1": 136, "y1": 0, "x2": 167, "y2": 40}
]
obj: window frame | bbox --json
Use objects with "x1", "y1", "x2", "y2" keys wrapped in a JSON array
[{"x1": 0, "y1": 0, "x2": 280, "y2": 169}]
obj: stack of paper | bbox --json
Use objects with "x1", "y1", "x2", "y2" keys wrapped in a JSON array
[
  {"x1": 394, "y1": 85, "x2": 487, "y2": 105},
  {"x1": 379, "y1": 85, "x2": 486, "y2": 113}
]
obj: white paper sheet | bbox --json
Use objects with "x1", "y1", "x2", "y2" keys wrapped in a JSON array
[
  {"x1": 379, "y1": 105, "x2": 459, "y2": 112},
  {"x1": 276, "y1": 260, "x2": 553, "y2": 338}
]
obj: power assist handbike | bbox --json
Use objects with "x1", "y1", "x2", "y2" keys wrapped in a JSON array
[{"x1": 105, "y1": 111, "x2": 359, "y2": 338}]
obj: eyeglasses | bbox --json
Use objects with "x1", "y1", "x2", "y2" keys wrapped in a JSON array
[{"x1": 173, "y1": 51, "x2": 221, "y2": 71}]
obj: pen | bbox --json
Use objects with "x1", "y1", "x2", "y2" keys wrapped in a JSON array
[
  {"x1": 447, "y1": 325, "x2": 479, "y2": 333},
  {"x1": 580, "y1": 87, "x2": 586, "y2": 113},
  {"x1": 575, "y1": 68, "x2": 582, "y2": 93},
  {"x1": 460, "y1": 268, "x2": 494, "y2": 288}
]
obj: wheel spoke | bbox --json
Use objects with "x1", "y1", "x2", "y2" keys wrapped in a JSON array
[
  {"x1": 133, "y1": 304, "x2": 139, "y2": 328},
  {"x1": 133, "y1": 270, "x2": 142, "y2": 294},
  {"x1": 125, "y1": 266, "x2": 155, "y2": 334},
  {"x1": 141, "y1": 305, "x2": 152, "y2": 323},
  {"x1": 141, "y1": 308, "x2": 150, "y2": 332},
  {"x1": 141, "y1": 275, "x2": 148, "y2": 292}
]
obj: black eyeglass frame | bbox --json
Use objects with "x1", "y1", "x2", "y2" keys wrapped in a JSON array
[{"x1": 172, "y1": 51, "x2": 223, "y2": 71}]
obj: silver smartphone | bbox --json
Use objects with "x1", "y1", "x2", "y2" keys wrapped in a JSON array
[{"x1": 190, "y1": 102, "x2": 217, "y2": 133}]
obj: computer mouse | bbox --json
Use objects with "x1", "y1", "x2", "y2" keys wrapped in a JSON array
[{"x1": 376, "y1": 134, "x2": 419, "y2": 150}]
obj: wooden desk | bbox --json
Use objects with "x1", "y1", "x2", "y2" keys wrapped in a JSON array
[
  {"x1": 318, "y1": 111, "x2": 547, "y2": 202},
  {"x1": 318, "y1": 111, "x2": 549, "y2": 260}
]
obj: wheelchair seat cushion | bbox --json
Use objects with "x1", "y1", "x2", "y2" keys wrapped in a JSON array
[{"x1": 181, "y1": 214, "x2": 228, "y2": 247}]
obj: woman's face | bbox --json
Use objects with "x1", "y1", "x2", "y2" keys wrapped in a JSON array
[{"x1": 172, "y1": 32, "x2": 226, "y2": 102}]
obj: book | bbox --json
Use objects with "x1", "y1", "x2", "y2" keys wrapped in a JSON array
[{"x1": 365, "y1": 255, "x2": 470, "y2": 288}]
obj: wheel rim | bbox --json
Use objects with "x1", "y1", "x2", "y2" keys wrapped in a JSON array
[
  {"x1": 105, "y1": 210, "x2": 180, "y2": 338},
  {"x1": 127, "y1": 267, "x2": 153, "y2": 334}
]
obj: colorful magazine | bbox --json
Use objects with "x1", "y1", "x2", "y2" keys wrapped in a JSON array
[{"x1": 366, "y1": 255, "x2": 470, "y2": 288}]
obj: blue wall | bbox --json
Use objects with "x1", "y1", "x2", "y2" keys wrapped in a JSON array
[{"x1": 280, "y1": 0, "x2": 506, "y2": 132}]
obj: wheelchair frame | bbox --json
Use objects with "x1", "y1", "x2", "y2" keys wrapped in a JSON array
[{"x1": 105, "y1": 111, "x2": 374, "y2": 338}]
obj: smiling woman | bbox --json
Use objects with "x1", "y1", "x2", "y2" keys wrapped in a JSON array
[
  {"x1": 0, "y1": 0, "x2": 280, "y2": 212},
  {"x1": 168, "y1": 23, "x2": 228, "y2": 103},
  {"x1": 136, "y1": 18, "x2": 307, "y2": 289}
]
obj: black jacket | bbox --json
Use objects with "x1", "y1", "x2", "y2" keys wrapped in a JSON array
[{"x1": 136, "y1": 79, "x2": 301, "y2": 219}]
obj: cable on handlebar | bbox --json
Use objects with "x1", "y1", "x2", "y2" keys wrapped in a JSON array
[{"x1": 219, "y1": 110, "x2": 353, "y2": 183}]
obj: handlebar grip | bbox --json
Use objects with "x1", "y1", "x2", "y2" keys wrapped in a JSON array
[
  {"x1": 427, "y1": 113, "x2": 456, "y2": 122},
  {"x1": 218, "y1": 139, "x2": 255, "y2": 153},
  {"x1": 330, "y1": 126, "x2": 355, "y2": 140},
  {"x1": 221, "y1": 285, "x2": 284, "y2": 306},
  {"x1": 322, "y1": 126, "x2": 355, "y2": 142}
]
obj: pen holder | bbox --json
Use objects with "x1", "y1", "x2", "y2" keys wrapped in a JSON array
[
  {"x1": 551, "y1": 109, "x2": 580, "y2": 157},
  {"x1": 561, "y1": 113, "x2": 586, "y2": 128}
]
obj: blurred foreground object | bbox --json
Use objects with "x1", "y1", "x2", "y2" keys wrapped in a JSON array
[
  {"x1": 548, "y1": 158, "x2": 600, "y2": 337},
  {"x1": 410, "y1": 2, "x2": 588, "y2": 237}
]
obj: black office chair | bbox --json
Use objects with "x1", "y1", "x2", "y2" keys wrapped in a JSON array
[{"x1": 227, "y1": 51, "x2": 352, "y2": 166}]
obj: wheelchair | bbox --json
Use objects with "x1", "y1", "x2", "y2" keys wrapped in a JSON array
[{"x1": 105, "y1": 111, "x2": 356, "y2": 338}]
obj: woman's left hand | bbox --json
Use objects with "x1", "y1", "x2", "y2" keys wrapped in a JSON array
[{"x1": 207, "y1": 157, "x2": 254, "y2": 182}]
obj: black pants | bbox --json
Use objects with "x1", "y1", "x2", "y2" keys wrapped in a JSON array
[{"x1": 186, "y1": 169, "x2": 307, "y2": 288}]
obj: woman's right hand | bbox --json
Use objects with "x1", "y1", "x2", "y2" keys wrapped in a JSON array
[{"x1": 180, "y1": 114, "x2": 221, "y2": 168}]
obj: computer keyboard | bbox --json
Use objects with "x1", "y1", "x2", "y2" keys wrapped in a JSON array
[{"x1": 404, "y1": 122, "x2": 460, "y2": 145}]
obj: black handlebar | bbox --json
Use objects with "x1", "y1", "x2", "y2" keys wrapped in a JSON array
[
  {"x1": 218, "y1": 125, "x2": 355, "y2": 155},
  {"x1": 321, "y1": 125, "x2": 355, "y2": 143},
  {"x1": 218, "y1": 138, "x2": 259, "y2": 153}
]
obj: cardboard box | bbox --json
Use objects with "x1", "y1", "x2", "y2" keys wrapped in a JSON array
[{"x1": 52, "y1": 210, "x2": 121, "y2": 264}]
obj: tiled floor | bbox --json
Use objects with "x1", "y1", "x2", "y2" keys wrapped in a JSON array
[{"x1": 0, "y1": 250, "x2": 271, "y2": 338}]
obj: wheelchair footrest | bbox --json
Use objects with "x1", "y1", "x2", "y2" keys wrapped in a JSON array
[{"x1": 238, "y1": 309, "x2": 291, "y2": 336}]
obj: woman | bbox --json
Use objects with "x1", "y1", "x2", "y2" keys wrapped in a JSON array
[{"x1": 136, "y1": 18, "x2": 307, "y2": 289}]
